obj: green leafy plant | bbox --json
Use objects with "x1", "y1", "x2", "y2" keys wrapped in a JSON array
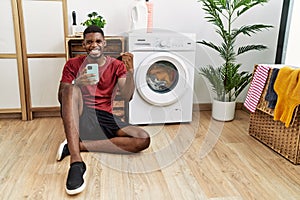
[
  {"x1": 81, "y1": 11, "x2": 106, "y2": 28},
  {"x1": 198, "y1": 0, "x2": 273, "y2": 102}
]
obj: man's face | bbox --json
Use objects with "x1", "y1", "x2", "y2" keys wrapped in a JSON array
[{"x1": 82, "y1": 32, "x2": 106, "y2": 59}]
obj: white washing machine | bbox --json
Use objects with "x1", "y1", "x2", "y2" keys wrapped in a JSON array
[{"x1": 128, "y1": 31, "x2": 196, "y2": 124}]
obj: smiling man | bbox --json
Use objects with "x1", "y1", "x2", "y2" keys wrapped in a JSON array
[{"x1": 57, "y1": 25, "x2": 150, "y2": 195}]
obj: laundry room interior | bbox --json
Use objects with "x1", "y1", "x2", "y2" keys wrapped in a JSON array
[{"x1": 1, "y1": 0, "x2": 300, "y2": 199}]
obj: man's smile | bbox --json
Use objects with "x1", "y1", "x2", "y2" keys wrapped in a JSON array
[{"x1": 89, "y1": 48, "x2": 101, "y2": 57}]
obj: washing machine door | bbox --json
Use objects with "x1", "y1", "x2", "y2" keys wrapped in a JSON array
[{"x1": 135, "y1": 52, "x2": 189, "y2": 106}]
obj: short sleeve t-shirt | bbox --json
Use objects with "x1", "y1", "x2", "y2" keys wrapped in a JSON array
[{"x1": 60, "y1": 55, "x2": 127, "y2": 113}]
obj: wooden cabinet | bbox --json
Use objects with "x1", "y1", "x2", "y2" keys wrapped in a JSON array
[
  {"x1": 66, "y1": 36, "x2": 125, "y2": 59},
  {"x1": 65, "y1": 36, "x2": 128, "y2": 121}
]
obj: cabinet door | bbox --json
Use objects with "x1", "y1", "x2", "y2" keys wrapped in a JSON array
[
  {"x1": 0, "y1": 0, "x2": 25, "y2": 119},
  {"x1": 22, "y1": 0, "x2": 66, "y2": 117}
]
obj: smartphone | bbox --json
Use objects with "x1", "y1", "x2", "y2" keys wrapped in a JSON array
[{"x1": 86, "y1": 63, "x2": 99, "y2": 82}]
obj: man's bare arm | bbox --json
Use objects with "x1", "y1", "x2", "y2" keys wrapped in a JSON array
[{"x1": 118, "y1": 52, "x2": 135, "y2": 102}]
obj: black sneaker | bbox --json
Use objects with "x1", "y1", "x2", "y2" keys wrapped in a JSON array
[
  {"x1": 66, "y1": 161, "x2": 87, "y2": 195},
  {"x1": 56, "y1": 140, "x2": 70, "y2": 161}
]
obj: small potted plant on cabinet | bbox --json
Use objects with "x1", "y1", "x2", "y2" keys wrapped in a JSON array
[
  {"x1": 197, "y1": 0, "x2": 273, "y2": 121},
  {"x1": 81, "y1": 11, "x2": 106, "y2": 28}
]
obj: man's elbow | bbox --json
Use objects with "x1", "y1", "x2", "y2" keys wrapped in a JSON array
[{"x1": 121, "y1": 93, "x2": 133, "y2": 102}]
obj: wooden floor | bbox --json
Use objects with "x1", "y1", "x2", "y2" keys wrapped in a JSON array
[{"x1": 0, "y1": 110, "x2": 299, "y2": 200}]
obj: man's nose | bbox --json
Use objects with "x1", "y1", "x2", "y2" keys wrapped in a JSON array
[{"x1": 91, "y1": 41, "x2": 98, "y2": 47}]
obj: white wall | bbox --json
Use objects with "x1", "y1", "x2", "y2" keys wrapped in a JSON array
[
  {"x1": 284, "y1": 0, "x2": 300, "y2": 66},
  {"x1": 1, "y1": 0, "x2": 20, "y2": 109},
  {"x1": 68, "y1": 0, "x2": 283, "y2": 103}
]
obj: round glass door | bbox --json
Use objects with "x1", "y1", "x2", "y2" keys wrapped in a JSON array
[
  {"x1": 146, "y1": 61, "x2": 179, "y2": 94},
  {"x1": 135, "y1": 52, "x2": 189, "y2": 106}
]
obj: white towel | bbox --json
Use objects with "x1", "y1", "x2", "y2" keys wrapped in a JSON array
[{"x1": 244, "y1": 65, "x2": 270, "y2": 112}]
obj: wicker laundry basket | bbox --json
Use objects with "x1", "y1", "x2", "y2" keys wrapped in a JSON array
[{"x1": 248, "y1": 67, "x2": 300, "y2": 164}]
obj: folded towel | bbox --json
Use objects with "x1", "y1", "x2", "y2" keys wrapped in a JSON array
[
  {"x1": 244, "y1": 65, "x2": 270, "y2": 112},
  {"x1": 265, "y1": 68, "x2": 279, "y2": 109},
  {"x1": 274, "y1": 67, "x2": 300, "y2": 127}
]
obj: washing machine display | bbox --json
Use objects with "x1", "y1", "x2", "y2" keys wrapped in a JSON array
[{"x1": 128, "y1": 31, "x2": 196, "y2": 124}]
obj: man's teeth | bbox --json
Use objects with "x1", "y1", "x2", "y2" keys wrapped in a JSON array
[{"x1": 91, "y1": 49, "x2": 100, "y2": 53}]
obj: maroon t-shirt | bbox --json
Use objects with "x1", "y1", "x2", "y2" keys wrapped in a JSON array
[{"x1": 60, "y1": 55, "x2": 127, "y2": 113}]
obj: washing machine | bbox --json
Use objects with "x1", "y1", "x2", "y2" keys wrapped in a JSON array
[{"x1": 128, "y1": 31, "x2": 196, "y2": 124}]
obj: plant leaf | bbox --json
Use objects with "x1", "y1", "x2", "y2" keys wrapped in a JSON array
[
  {"x1": 237, "y1": 44, "x2": 267, "y2": 55},
  {"x1": 231, "y1": 24, "x2": 273, "y2": 38}
]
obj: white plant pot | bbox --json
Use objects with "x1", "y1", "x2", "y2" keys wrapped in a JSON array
[{"x1": 212, "y1": 99, "x2": 236, "y2": 121}]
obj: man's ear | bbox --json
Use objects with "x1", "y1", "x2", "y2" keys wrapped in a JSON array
[{"x1": 103, "y1": 40, "x2": 107, "y2": 47}]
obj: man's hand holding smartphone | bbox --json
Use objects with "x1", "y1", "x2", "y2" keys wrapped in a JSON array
[
  {"x1": 86, "y1": 64, "x2": 99, "y2": 83},
  {"x1": 74, "y1": 64, "x2": 99, "y2": 86}
]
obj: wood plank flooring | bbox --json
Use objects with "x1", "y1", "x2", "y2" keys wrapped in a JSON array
[{"x1": 0, "y1": 110, "x2": 299, "y2": 199}]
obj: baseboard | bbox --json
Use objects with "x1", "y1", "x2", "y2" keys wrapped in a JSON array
[
  {"x1": 193, "y1": 103, "x2": 211, "y2": 111},
  {"x1": 0, "y1": 113, "x2": 22, "y2": 119},
  {"x1": 193, "y1": 102, "x2": 245, "y2": 111},
  {"x1": 0, "y1": 103, "x2": 248, "y2": 120},
  {"x1": 0, "y1": 107, "x2": 61, "y2": 120}
]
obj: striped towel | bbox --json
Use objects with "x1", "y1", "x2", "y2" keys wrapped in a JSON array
[{"x1": 244, "y1": 65, "x2": 270, "y2": 112}]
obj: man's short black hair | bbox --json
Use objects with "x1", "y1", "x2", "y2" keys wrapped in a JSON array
[{"x1": 83, "y1": 25, "x2": 104, "y2": 38}]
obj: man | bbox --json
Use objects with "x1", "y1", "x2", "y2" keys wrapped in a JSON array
[{"x1": 57, "y1": 25, "x2": 150, "y2": 195}]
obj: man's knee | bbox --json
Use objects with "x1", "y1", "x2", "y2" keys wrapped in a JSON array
[
  {"x1": 60, "y1": 86, "x2": 82, "y2": 104},
  {"x1": 63, "y1": 85, "x2": 81, "y2": 99},
  {"x1": 60, "y1": 85, "x2": 83, "y2": 117},
  {"x1": 136, "y1": 130, "x2": 150, "y2": 152}
]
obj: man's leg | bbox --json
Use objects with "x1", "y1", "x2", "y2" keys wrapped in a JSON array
[
  {"x1": 79, "y1": 126, "x2": 150, "y2": 153},
  {"x1": 60, "y1": 85, "x2": 87, "y2": 195},
  {"x1": 60, "y1": 85, "x2": 84, "y2": 163}
]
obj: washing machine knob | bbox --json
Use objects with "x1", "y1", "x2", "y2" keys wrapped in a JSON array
[{"x1": 159, "y1": 40, "x2": 168, "y2": 47}]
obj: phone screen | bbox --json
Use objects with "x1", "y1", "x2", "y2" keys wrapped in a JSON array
[{"x1": 86, "y1": 63, "x2": 99, "y2": 82}]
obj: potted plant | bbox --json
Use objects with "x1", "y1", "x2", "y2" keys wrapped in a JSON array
[
  {"x1": 81, "y1": 11, "x2": 106, "y2": 28},
  {"x1": 197, "y1": 0, "x2": 273, "y2": 121}
]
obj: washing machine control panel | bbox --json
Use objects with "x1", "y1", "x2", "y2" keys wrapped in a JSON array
[
  {"x1": 129, "y1": 33, "x2": 196, "y2": 51},
  {"x1": 156, "y1": 38, "x2": 195, "y2": 50}
]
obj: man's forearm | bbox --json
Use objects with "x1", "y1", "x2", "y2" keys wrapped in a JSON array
[{"x1": 122, "y1": 71, "x2": 135, "y2": 101}]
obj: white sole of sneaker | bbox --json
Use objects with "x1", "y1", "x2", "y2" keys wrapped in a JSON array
[
  {"x1": 66, "y1": 182, "x2": 86, "y2": 195},
  {"x1": 56, "y1": 139, "x2": 67, "y2": 161},
  {"x1": 65, "y1": 169, "x2": 87, "y2": 195}
]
